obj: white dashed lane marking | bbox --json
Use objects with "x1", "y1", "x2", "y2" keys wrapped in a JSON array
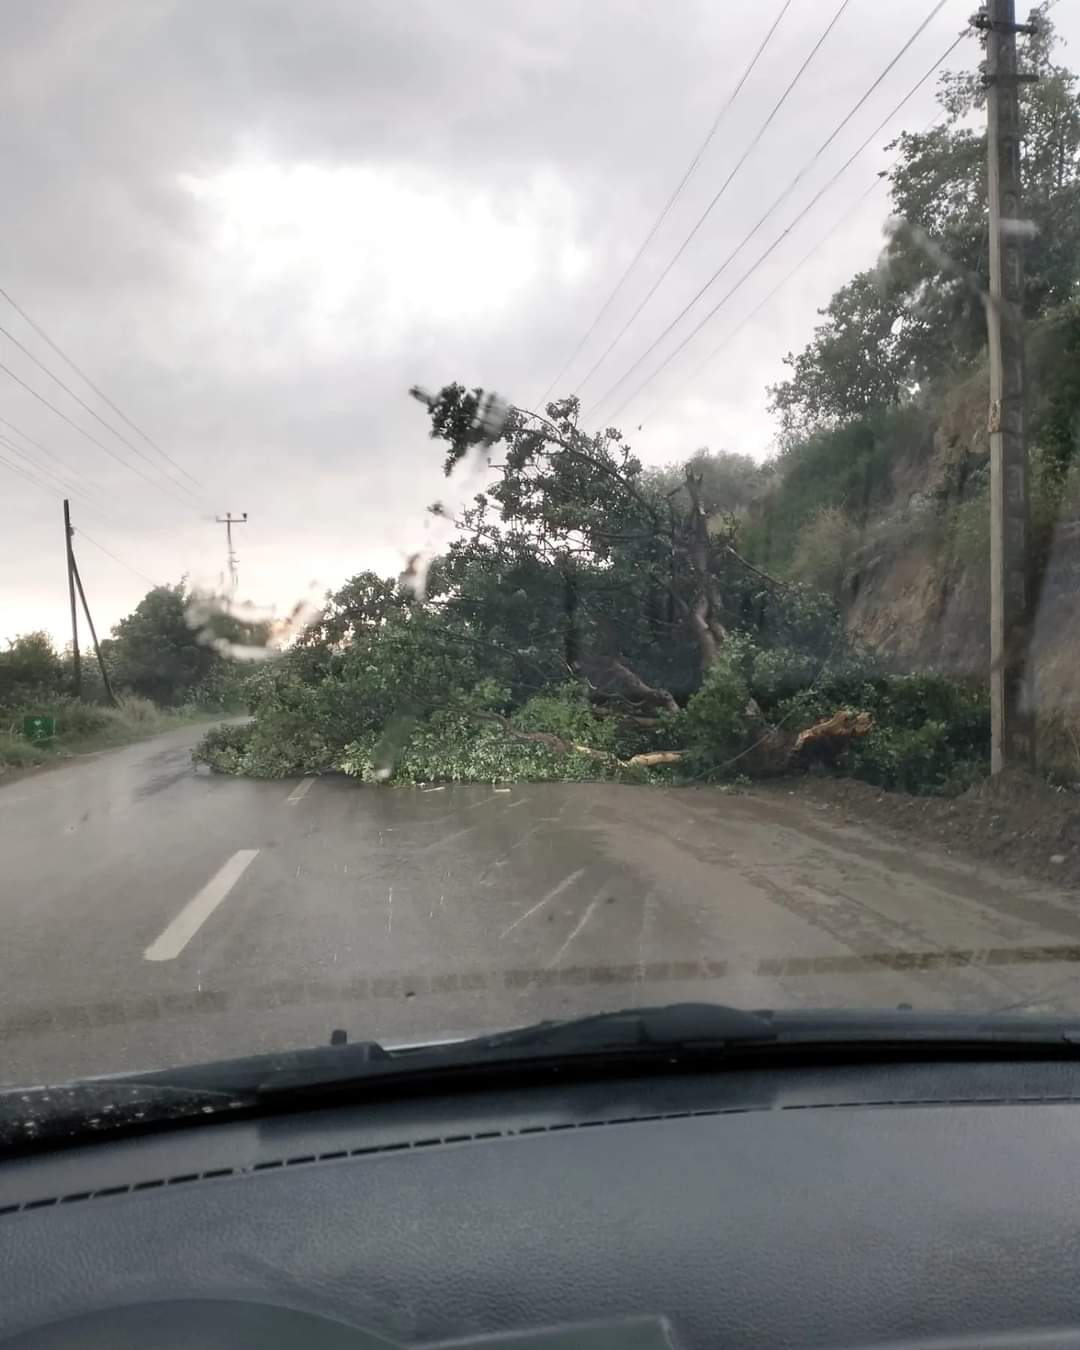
[
  {"x1": 286, "y1": 777, "x2": 315, "y2": 804},
  {"x1": 547, "y1": 895, "x2": 603, "y2": 969},
  {"x1": 143, "y1": 849, "x2": 260, "y2": 962},
  {"x1": 500, "y1": 868, "x2": 587, "y2": 940}
]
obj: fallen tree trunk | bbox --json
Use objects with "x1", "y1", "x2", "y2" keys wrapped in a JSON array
[
  {"x1": 793, "y1": 709, "x2": 874, "y2": 756},
  {"x1": 474, "y1": 706, "x2": 873, "y2": 778}
]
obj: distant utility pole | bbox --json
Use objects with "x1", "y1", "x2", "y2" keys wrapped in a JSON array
[
  {"x1": 61, "y1": 500, "x2": 117, "y2": 706},
  {"x1": 215, "y1": 512, "x2": 247, "y2": 596},
  {"x1": 976, "y1": 0, "x2": 1039, "y2": 775},
  {"x1": 63, "y1": 499, "x2": 82, "y2": 698}
]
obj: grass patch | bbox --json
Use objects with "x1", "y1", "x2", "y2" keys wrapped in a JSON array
[{"x1": 0, "y1": 696, "x2": 222, "y2": 778}]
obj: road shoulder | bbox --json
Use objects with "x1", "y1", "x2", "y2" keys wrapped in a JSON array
[{"x1": 752, "y1": 771, "x2": 1080, "y2": 892}]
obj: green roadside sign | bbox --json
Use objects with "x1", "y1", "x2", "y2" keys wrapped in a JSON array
[{"x1": 23, "y1": 715, "x2": 56, "y2": 742}]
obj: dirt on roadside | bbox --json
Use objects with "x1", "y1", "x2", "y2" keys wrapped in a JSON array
[{"x1": 754, "y1": 769, "x2": 1080, "y2": 891}]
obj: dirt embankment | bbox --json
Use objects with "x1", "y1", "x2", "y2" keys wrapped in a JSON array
[{"x1": 758, "y1": 770, "x2": 1080, "y2": 892}]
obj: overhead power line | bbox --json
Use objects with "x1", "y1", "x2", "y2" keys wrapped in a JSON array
[
  {"x1": 638, "y1": 182, "x2": 889, "y2": 430},
  {"x1": 586, "y1": 0, "x2": 953, "y2": 422},
  {"x1": 537, "y1": 0, "x2": 795, "y2": 407},
  {"x1": 0, "y1": 358, "x2": 198, "y2": 510},
  {"x1": 0, "y1": 444, "x2": 116, "y2": 526},
  {"x1": 0, "y1": 431, "x2": 112, "y2": 517},
  {"x1": 77, "y1": 530, "x2": 162, "y2": 589},
  {"x1": 0, "y1": 410, "x2": 110, "y2": 506},
  {"x1": 637, "y1": 108, "x2": 948, "y2": 429},
  {"x1": 603, "y1": 25, "x2": 969, "y2": 426},
  {"x1": 571, "y1": 0, "x2": 853, "y2": 402},
  {"x1": 0, "y1": 317, "x2": 204, "y2": 504},
  {"x1": 0, "y1": 284, "x2": 205, "y2": 492}
]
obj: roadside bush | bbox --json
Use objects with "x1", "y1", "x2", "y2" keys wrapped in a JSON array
[
  {"x1": 0, "y1": 732, "x2": 47, "y2": 771},
  {"x1": 847, "y1": 722, "x2": 985, "y2": 795},
  {"x1": 115, "y1": 694, "x2": 160, "y2": 725},
  {"x1": 44, "y1": 698, "x2": 115, "y2": 738}
]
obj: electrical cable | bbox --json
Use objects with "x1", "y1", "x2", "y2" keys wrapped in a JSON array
[
  {"x1": 0, "y1": 447, "x2": 116, "y2": 526},
  {"x1": 586, "y1": 0, "x2": 954, "y2": 422},
  {"x1": 537, "y1": 0, "x2": 796, "y2": 406},
  {"x1": 571, "y1": 0, "x2": 853, "y2": 400},
  {"x1": 636, "y1": 108, "x2": 949, "y2": 427},
  {"x1": 0, "y1": 358, "x2": 199, "y2": 510},
  {"x1": 76, "y1": 530, "x2": 162, "y2": 589},
  {"x1": 604, "y1": 27, "x2": 968, "y2": 425},
  {"x1": 0, "y1": 434, "x2": 119, "y2": 523},
  {"x1": 0, "y1": 284, "x2": 205, "y2": 491},
  {"x1": 0, "y1": 318, "x2": 204, "y2": 503},
  {"x1": 0, "y1": 411, "x2": 111, "y2": 506}
]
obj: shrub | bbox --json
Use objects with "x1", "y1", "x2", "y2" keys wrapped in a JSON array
[
  {"x1": 847, "y1": 721, "x2": 984, "y2": 795},
  {"x1": 0, "y1": 732, "x2": 46, "y2": 772},
  {"x1": 115, "y1": 694, "x2": 161, "y2": 725},
  {"x1": 46, "y1": 698, "x2": 114, "y2": 738}
]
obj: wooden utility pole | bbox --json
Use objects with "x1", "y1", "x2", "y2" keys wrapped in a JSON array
[
  {"x1": 215, "y1": 512, "x2": 247, "y2": 596},
  {"x1": 63, "y1": 498, "x2": 82, "y2": 699},
  {"x1": 70, "y1": 554, "x2": 117, "y2": 707},
  {"x1": 63, "y1": 500, "x2": 118, "y2": 705},
  {"x1": 977, "y1": 0, "x2": 1038, "y2": 774}
]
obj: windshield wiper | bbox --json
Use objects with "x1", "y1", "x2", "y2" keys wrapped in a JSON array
[
  {"x1": 456, "y1": 1002, "x2": 778, "y2": 1055},
  {"x1": 8, "y1": 1003, "x2": 1080, "y2": 1156},
  {"x1": 0, "y1": 1004, "x2": 775, "y2": 1153}
]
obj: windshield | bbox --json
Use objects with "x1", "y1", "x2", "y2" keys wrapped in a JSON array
[{"x1": 2, "y1": 0, "x2": 1080, "y2": 1100}]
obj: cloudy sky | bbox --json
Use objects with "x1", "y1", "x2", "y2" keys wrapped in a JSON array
[{"x1": 2, "y1": 0, "x2": 1076, "y2": 645}]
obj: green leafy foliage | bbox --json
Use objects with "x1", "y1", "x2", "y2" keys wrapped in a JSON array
[
  {"x1": 337, "y1": 683, "x2": 636, "y2": 786},
  {"x1": 191, "y1": 722, "x2": 256, "y2": 775},
  {"x1": 513, "y1": 684, "x2": 617, "y2": 750},
  {"x1": 772, "y1": 672, "x2": 990, "y2": 794},
  {"x1": 677, "y1": 650, "x2": 754, "y2": 775}
]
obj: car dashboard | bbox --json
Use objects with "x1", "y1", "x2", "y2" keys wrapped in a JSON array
[{"x1": 4, "y1": 1058, "x2": 1080, "y2": 1348}]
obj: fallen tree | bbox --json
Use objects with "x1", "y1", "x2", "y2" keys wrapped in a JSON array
[{"x1": 193, "y1": 387, "x2": 991, "y2": 796}]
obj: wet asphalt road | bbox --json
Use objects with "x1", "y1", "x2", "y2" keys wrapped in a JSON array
[{"x1": 3, "y1": 721, "x2": 1080, "y2": 1085}]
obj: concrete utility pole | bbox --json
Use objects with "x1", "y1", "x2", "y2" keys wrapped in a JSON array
[
  {"x1": 215, "y1": 512, "x2": 247, "y2": 596},
  {"x1": 63, "y1": 499, "x2": 81, "y2": 699},
  {"x1": 976, "y1": 0, "x2": 1038, "y2": 775}
]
